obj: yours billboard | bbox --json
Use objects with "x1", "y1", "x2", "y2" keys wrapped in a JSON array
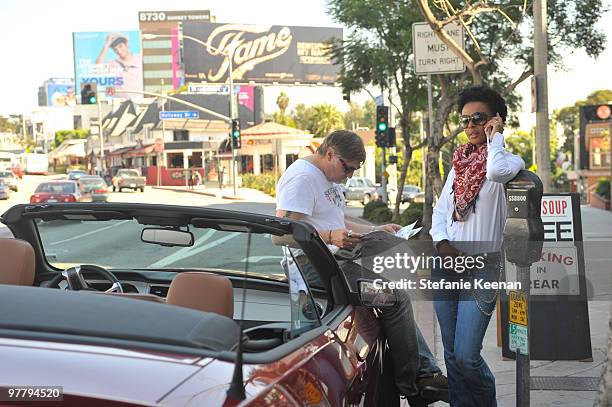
[
  {"x1": 73, "y1": 31, "x2": 143, "y2": 100},
  {"x1": 183, "y1": 23, "x2": 342, "y2": 84}
]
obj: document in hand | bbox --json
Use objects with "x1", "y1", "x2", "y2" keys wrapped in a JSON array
[{"x1": 334, "y1": 222, "x2": 422, "y2": 260}]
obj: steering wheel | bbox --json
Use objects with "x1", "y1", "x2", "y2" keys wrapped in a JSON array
[{"x1": 47, "y1": 265, "x2": 124, "y2": 293}]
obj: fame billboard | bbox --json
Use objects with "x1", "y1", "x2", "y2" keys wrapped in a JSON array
[
  {"x1": 183, "y1": 23, "x2": 342, "y2": 84},
  {"x1": 73, "y1": 31, "x2": 143, "y2": 100}
]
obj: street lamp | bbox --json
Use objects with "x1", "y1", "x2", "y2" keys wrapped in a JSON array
[{"x1": 142, "y1": 33, "x2": 238, "y2": 197}]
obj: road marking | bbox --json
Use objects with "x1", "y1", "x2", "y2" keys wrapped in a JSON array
[
  {"x1": 48, "y1": 220, "x2": 131, "y2": 246},
  {"x1": 240, "y1": 256, "x2": 285, "y2": 263}
]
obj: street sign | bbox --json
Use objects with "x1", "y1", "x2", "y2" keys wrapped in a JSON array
[
  {"x1": 509, "y1": 322, "x2": 529, "y2": 355},
  {"x1": 159, "y1": 111, "x2": 200, "y2": 120},
  {"x1": 412, "y1": 22, "x2": 465, "y2": 75},
  {"x1": 188, "y1": 84, "x2": 230, "y2": 94},
  {"x1": 509, "y1": 291, "x2": 528, "y2": 325}
]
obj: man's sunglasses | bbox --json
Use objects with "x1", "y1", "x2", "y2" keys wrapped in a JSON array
[
  {"x1": 459, "y1": 112, "x2": 490, "y2": 128},
  {"x1": 339, "y1": 157, "x2": 360, "y2": 174}
]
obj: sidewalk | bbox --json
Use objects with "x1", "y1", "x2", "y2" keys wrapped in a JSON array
[{"x1": 151, "y1": 183, "x2": 276, "y2": 203}]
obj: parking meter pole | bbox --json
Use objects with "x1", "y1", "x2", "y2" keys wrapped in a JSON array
[
  {"x1": 503, "y1": 170, "x2": 544, "y2": 407},
  {"x1": 516, "y1": 265, "x2": 531, "y2": 407}
]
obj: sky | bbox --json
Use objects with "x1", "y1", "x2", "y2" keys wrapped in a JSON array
[{"x1": 0, "y1": 0, "x2": 611, "y2": 130}]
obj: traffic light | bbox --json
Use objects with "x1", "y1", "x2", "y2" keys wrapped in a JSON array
[
  {"x1": 231, "y1": 119, "x2": 241, "y2": 149},
  {"x1": 80, "y1": 83, "x2": 98, "y2": 105},
  {"x1": 375, "y1": 105, "x2": 389, "y2": 147},
  {"x1": 388, "y1": 155, "x2": 398, "y2": 164}
]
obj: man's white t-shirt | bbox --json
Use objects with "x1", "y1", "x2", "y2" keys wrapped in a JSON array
[{"x1": 276, "y1": 159, "x2": 345, "y2": 232}]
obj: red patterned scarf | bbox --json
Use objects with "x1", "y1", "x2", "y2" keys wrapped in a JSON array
[{"x1": 452, "y1": 143, "x2": 488, "y2": 221}]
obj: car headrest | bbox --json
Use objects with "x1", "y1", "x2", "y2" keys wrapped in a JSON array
[
  {"x1": 0, "y1": 238, "x2": 35, "y2": 286},
  {"x1": 166, "y1": 272, "x2": 234, "y2": 318}
]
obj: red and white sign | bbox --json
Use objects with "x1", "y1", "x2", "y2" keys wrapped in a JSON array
[{"x1": 506, "y1": 195, "x2": 579, "y2": 295}]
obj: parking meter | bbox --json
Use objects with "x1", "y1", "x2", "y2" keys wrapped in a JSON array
[
  {"x1": 504, "y1": 170, "x2": 544, "y2": 266},
  {"x1": 503, "y1": 170, "x2": 544, "y2": 407}
]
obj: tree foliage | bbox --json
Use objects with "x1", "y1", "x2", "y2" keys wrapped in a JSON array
[
  {"x1": 328, "y1": 0, "x2": 607, "y2": 234},
  {"x1": 54, "y1": 129, "x2": 90, "y2": 149}
]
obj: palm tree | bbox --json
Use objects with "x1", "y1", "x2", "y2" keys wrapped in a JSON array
[
  {"x1": 276, "y1": 92, "x2": 290, "y2": 117},
  {"x1": 310, "y1": 104, "x2": 344, "y2": 138}
]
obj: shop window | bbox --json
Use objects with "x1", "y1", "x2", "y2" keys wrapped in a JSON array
[
  {"x1": 173, "y1": 130, "x2": 189, "y2": 141},
  {"x1": 260, "y1": 154, "x2": 274, "y2": 173},
  {"x1": 168, "y1": 153, "x2": 184, "y2": 168},
  {"x1": 240, "y1": 156, "x2": 254, "y2": 174},
  {"x1": 286, "y1": 154, "x2": 299, "y2": 168}
]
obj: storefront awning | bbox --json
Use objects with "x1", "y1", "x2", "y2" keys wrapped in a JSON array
[{"x1": 124, "y1": 144, "x2": 156, "y2": 157}]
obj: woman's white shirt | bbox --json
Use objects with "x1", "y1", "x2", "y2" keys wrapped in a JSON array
[{"x1": 430, "y1": 132, "x2": 525, "y2": 251}]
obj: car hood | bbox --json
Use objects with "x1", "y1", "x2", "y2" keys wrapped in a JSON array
[{"x1": 0, "y1": 337, "x2": 215, "y2": 405}]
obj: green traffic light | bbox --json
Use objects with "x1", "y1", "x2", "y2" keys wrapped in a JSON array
[
  {"x1": 90, "y1": 97, "x2": 97, "y2": 104},
  {"x1": 233, "y1": 131, "x2": 240, "y2": 137},
  {"x1": 377, "y1": 122, "x2": 388, "y2": 132}
]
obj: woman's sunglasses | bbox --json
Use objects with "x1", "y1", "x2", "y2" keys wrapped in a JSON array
[{"x1": 460, "y1": 112, "x2": 490, "y2": 128}]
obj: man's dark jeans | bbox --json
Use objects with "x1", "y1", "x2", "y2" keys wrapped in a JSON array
[{"x1": 314, "y1": 262, "x2": 442, "y2": 397}]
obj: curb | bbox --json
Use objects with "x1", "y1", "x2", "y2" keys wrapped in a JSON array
[{"x1": 152, "y1": 186, "x2": 248, "y2": 201}]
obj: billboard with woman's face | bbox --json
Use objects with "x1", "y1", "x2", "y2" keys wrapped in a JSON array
[{"x1": 73, "y1": 31, "x2": 143, "y2": 100}]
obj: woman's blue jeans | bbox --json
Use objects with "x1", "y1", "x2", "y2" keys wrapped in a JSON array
[{"x1": 432, "y1": 261, "x2": 500, "y2": 407}]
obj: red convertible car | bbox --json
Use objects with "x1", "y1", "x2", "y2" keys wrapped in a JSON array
[{"x1": 0, "y1": 202, "x2": 418, "y2": 406}]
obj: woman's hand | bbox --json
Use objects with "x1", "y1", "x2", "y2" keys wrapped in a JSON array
[
  {"x1": 484, "y1": 113, "x2": 504, "y2": 140},
  {"x1": 437, "y1": 240, "x2": 462, "y2": 259}
]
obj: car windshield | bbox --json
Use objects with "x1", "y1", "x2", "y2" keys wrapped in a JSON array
[
  {"x1": 120, "y1": 170, "x2": 139, "y2": 177},
  {"x1": 36, "y1": 217, "x2": 291, "y2": 282},
  {"x1": 363, "y1": 179, "x2": 374, "y2": 187},
  {"x1": 35, "y1": 183, "x2": 76, "y2": 194},
  {"x1": 0, "y1": 171, "x2": 12, "y2": 178}
]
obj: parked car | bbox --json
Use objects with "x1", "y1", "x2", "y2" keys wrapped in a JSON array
[
  {"x1": 375, "y1": 184, "x2": 425, "y2": 204},
  {"x1": 78, "y1": 175, "x2": 109, "y2": 202},
  {"x1": 0, "y1": 170, "x2": 19, "y2": 191},
  {"x1": 0, "y1": 180, "x2": 9, "y2": 200},
  {"x1": 340, "y1": 176, "x2": 377, "y2": 204},
  {"x1": 67, "y1": 169, "x2": 87, "y2": 181},
  {"x1": 29, "y1": 181, "x2": 91, "y2": 203},
  {"x1": 0, "y1": 202, "x2": 423, "y2": 407},
  {"x1": 112, "y1": 169, "x2": 146, "y2": 192},
  {"x1": 400, "y1": 185, "x2": 425, "y2": 203}
]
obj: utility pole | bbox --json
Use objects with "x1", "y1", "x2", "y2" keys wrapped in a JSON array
[
  {"x1": 534, "y1": 0, "x2": 552, "y2": 191},
  {"x1": 97, "y1": 97, "x2": 104, "y2": 172}
]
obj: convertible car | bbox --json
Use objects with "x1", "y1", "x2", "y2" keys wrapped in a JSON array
[{"x1": 0, "y1": 202, "x2": 415, "y2": 406}]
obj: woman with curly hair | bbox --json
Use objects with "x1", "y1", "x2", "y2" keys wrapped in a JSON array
[{"x1": 430, "y1": 86, "x2": 525, "y2": 406}]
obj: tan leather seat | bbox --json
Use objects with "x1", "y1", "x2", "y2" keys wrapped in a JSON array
[
  {"x1": 166, "y1": 272, "x2": 234, "y2": 318},
  {"x1": 0, "y1": 238, "x2": 35, "y2": 286}
]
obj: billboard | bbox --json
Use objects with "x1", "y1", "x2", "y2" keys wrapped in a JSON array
[
  {"x1": 46, "y1": 78, "x2": 76, "y2": 107},
  {"x1": 183, "y1": 23, "x2": 342, "y2": 84},
  {"x1": 73, "y1": 31, "x2": 143, "y2": 100},
  {"x1": 138, "y1": 10, "x2": 211, "y2": 91},
  {"x1": 579, "y1": 104, "x2": 611, "y2": 170}
]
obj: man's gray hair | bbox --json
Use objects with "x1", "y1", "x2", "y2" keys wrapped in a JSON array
[{"x1": 316, "y1": 130, "x2": 366, "y2": 163}]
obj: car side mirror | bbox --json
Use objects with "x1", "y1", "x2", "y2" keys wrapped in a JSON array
[
  {"x1": 358, "y1": 280, "x2": 397, "y2": 308},
  {"x1": 141, "y1": 228, "x2": 194, "y2": 247}
]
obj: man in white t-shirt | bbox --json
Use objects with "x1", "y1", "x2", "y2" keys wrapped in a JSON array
[{"x1": 276, "y1": 130, "x2": 448, "y2": 402}]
